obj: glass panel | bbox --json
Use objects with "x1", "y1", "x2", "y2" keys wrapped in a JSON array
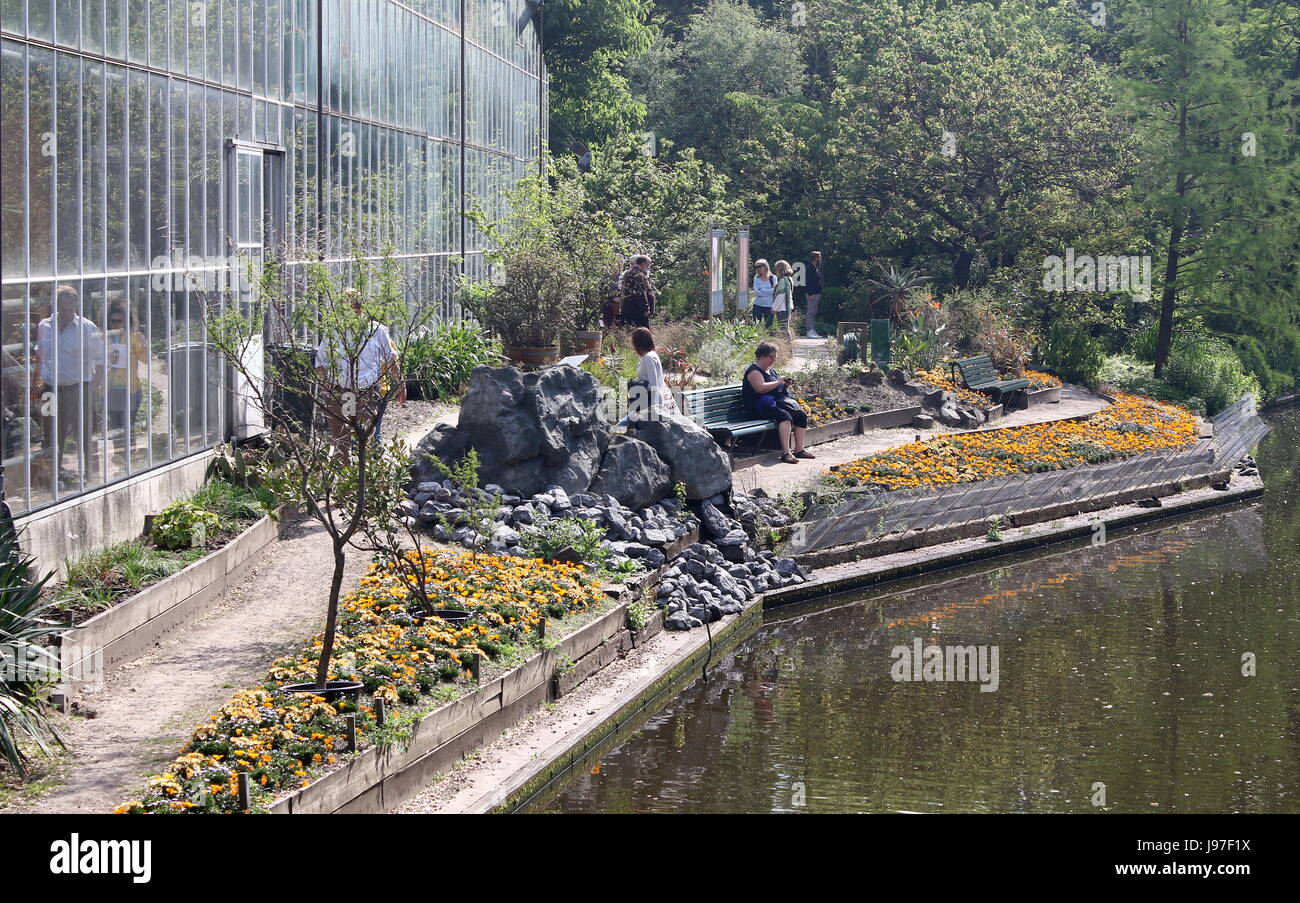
[
  {"x1": 105, "y1": 275, "x2": 138, "y2": 482},
  {"x1": 106, "y1": 0, "x2": 127, "y2": 59},
  {"x1": 127, "y1": 0, "x2": 147, "y2": 64},
  {"x1": 127, "y1": 68, "x2": 148, "y2": 268},
  {"x1": 54, "y1": 0, "x2": 78, "y2": 48},
  {"x1": 0, "y1": 283, "x2": 30, "y2": 514},
  {"x1": 106, "y1": 64, "x2": 128, "y2": 270},
  {"x1": 0, "y1": 41, "x2": 25, "y2": 278},
  {"x1": 148, "y1": 0, "x2": 166, "y2": 68},
  {"x1": 82, "y1": 0, "x2": 104, "y2": 56},
  {"x1": 55, "y1": 52, "x2": 81, "y2": 275},
  {"x1": 82, "y1": 61, "x2": 106, "y2": 275}
]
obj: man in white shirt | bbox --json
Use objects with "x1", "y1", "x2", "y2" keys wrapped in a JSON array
[
  {"x1": 35, "y1": 285, "x2": 105, "y2": 483},
  {"x1": 314, "y1": 289, "x2": 403, "y2": 450}
]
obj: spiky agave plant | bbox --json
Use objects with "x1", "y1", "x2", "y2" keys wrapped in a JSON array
[{"x1": 0, "y1": 523, "x2": 64, "y2": 777}]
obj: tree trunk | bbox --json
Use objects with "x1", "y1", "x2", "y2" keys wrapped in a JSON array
[
  {"x1": 1153, "y1": 214, "x2": 1182, "y2": 378},
  {"x1": 314, "y1": 542, "x2": 347, "y2": 690},
  {"x1": 953, "y1": 250, "x2": 974, "y2": 288}
]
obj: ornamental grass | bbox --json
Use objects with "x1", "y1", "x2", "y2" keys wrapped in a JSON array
[
  {"x1": 117, "y1": 551, "x2": 605, "y2": 814},
  {"x1": 826, "y1": 393, "x2": 1198, "y2": 492}
]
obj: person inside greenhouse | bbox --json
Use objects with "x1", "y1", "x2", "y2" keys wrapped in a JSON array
[
  {"x1": 742, "y1": 341, "x2": 813, "y2": 465},
  {"x1": 751, "y1": 259, "x2": 776, "y2": 328},
  {"x1": 105, "y1": 297, "x2": 148, "y2": 439}
]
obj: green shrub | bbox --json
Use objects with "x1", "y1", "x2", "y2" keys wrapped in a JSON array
[
  {"x1": 520, "y1": 516, "x2": 611, "y2": 571},
  {"x1": 0, "y1": 526, "x2": 62, "y2": 776},
  {"x1": 189, "y1": 478, "x2": 271, "y2": 522},
  {"x1": 150, "y1": 501, "x2": 223, "y2": 551},
  {"x1": 1042, "y1": 322, "x2": 1105, "y2": 388},
  {"x1": 403, "y1": 322, "x2": 501, "y2": 402},
  {"x1": 1164, "y1": 339, "x2": 1260, "y2": 415}
]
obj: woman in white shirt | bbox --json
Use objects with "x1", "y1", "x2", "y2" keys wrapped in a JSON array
[
  {"x1": 751, "y1": 259, "x2": 776, "y2": 328},
  {"x1": 630, "y1": 327, "x2": 677, "y2": 416}
]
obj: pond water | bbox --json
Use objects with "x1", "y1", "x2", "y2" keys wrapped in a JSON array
[{"x1": 540, "y1": 410, "x2": 1300, "y2": 813}]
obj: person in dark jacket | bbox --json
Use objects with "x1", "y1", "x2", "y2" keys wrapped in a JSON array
[
  {"x1": 742, "y1": 342, "x2": 814, "y2": 465},
  {"x1": 618, "y1": 255, "x2": 656, "y2": 328},
  {"x1": 805, "y1": 250, "x2": 824, "y2": 338}
]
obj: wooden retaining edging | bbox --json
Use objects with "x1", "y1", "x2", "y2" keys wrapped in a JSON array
[
  {"x1": 268, "y1": 525, "x2": 696, "y2": 815},
  {"x1": 270, "y1": 600, "x2": 631, "y2": 814},
  {"x1": 56, "y1": 513, "x2": 286, "y2": 703},
  {"x1": 473, "y1": 599, "x2": 766, "y2": 814}
]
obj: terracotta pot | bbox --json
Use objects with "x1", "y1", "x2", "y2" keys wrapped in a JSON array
[
  {"x1": 570, "y1": 329, "x2": 603, "y2": 356},
  {"x1": 504, "y1": 343, "x2": 561, "y2": 368}
]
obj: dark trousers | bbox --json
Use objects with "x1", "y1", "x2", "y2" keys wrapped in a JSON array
[
  {"x1": 752, "y1": 306, "x2": 774, "y2": 328},
  {"x1": 44, "y1": 382, "x2": 99, "y2": 475}
]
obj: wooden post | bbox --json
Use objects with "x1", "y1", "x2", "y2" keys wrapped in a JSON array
[
  {"x1": 538, "y1": 617, "x2": 547, "y2": 640},
  {"x1": 373, "y1": 695, "x2": 386, "y2": 727},
  {"x1": 345, "y1": 713, "x2": 357, "y2": 752},
  {"x1": 237, "y1": 772, "x2": 250, "y2": 811},
  {"x1": 468, "y1": 651, "x2": 481, "y2": 684}
]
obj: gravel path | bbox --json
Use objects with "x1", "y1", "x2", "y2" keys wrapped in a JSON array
[{"x1": 10, "y1": 404, "x2": 456, "y2": 815}]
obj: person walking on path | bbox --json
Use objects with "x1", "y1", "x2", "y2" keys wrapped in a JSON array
[
  {"x1": 805, "y1": 250, "x2": 824, "y2": 338},
  {"x1": 772, "y1": 260, "x2": 796, "y2": 340},
  {"x1": 742, "y1": 341, "x2": 814, "y2": 465},
  {"x1": 314, "y1": 289, "x2": 404, "y2": 451},
  {"x1": 618, "y1": 255, "x2": 656, "y2": 328},
  {"x1": 751, "y1": 259, "x2": 777, "y2": 328}
]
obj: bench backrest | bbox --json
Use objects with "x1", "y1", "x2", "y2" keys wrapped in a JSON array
[
  {"x1": 683, "y1": 384, "x2": 748, "y2": 425},
  {"x1": 952, "y1": 354, "x2": 998, "y2": 386}
]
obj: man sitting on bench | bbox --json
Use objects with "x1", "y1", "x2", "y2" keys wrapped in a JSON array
[{"x1": 743, "y1": 342, "x2": 815, "y2": 465}]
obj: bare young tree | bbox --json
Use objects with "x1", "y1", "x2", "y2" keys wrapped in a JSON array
[{"x1": 202, "y1": 235, "x2": 440, "y2": 692}]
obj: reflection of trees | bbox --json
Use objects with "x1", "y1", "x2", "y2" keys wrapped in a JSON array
[{"x1": 553, "y1": 419, "x2": 1300, "y2": 813}]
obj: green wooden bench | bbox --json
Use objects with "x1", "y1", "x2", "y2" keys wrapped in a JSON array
[
  {"x1": 948, "y1": 354, "x2": 1029, "y2": 406},
  {"x1": 681, "y1": 384, "x2": 776, "y2": 448}
]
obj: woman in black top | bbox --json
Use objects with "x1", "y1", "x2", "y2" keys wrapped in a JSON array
[{"x1": 743, "y1": 342, "x2": 814, "y2": 464}]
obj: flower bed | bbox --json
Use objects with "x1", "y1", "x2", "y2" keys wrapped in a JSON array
[
  {"x1": 116, "y1": 551, "x2": 605, "y2": 813},
  {"x1": 825, "y1": 393, "x2": 1198, "y2": 492},
  {"x1": 913, "y1": 365, "x2": 1061, "y2": 407},
  {"x1": 795, "y1": 394, "x2": 861, "y2": 426}
]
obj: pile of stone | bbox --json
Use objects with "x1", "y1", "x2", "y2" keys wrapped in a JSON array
[
  {"x1": 401, "y1": 480, "x2": 695, "y2": 569},
  {"x1": 411, "y1": 365, "x2": 731, "y2": 508},
  {"x1": 889, "y1": 369, "x2": 992, "y2": 429},
  {"x1": 656, "y1": 542, "x2": 809, "y2": 631},
  {"x1": 403, "y1": 363, "x2": 816, "y2": 633}
]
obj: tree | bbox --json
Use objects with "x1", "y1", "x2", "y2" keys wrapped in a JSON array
[
  {"x1": 204, "y1": 239, "x2": 438, "y2": 692},
  {"x1": 543, "y1": 0, "x2": 656, "y2": 153},
  {"x1": 823, "y1": 0, "x2": 1134, "y2": 287},
  {"x1": 1124, "y1": 0, "x2": 1300, "y2": 376}
]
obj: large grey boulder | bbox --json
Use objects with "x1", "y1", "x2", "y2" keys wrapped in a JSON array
[
  {"x1": 422, "y1": 364, "x2": 610, "y2": 497},
  {"x1": 410, "y1": 422, "x2": 472, "y2": 485},
  {"x1": 589, "y1": 435, "x2": 673, "y2": 511},
  {"x1": 628, "y1": 406, "x2": 731, "y2": 501}
]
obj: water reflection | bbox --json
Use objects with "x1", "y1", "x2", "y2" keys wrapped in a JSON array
[{"x1": 543, "y1": 411, "x2": 1300, "y2": 814}]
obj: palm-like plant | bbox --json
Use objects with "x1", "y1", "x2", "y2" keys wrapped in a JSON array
[
  {"x1": 866, "y1": 263, "x2": 933, "y2": 324},
  {"x1": 0, "y1": 524, "x2": 64, "y2": 776}
]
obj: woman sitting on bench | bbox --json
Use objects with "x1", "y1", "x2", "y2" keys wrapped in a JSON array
[{"x1": 742, "y1": 342, "x2": 815, "y2": 465}]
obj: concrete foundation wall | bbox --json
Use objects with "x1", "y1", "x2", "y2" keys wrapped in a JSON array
[{"x1": 15, "y1": 450, "x2": 216, "y2": 579}]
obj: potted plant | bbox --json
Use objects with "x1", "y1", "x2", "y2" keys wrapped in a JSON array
[{"x1": 465, "y1": 171, "x2": 622, "y2": 367}]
